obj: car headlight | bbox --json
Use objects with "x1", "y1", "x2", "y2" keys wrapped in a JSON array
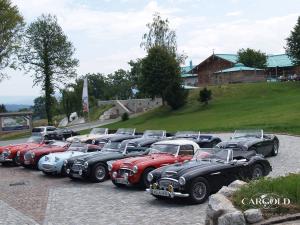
[
  {"x1": 31, "y1": 152, "x2": 35, "y2": 158},
  {"x1": 55, "y1": 157, "x2": 60, "y2": 162},
  {"x1": 108, "y1": 164, "x2": 112, "y2": 172},
  {"x1": 17, "y1": 151, "x2": 20, "y2": 156},
  {"x1": 64, "y1": 160, "x2": 68, "y2": 166},
  {"x1": 178, "y1": 176, "x2": 186, "y2": 186},
  {"x1": 147, "y1": 173, "x2": 153, "y2": 182},
  {"x1": 132, "y1": 165, "x2": 138, "y2": 174},
  {"x1": 84, "y1": 162, "x2": 88, "y2": 169}
]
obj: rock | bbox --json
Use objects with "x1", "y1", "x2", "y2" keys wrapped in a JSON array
[
  {"x1": 218, "y1": 186, "x2": 236, "y2": 198},
  {"x1": 244, "y1": 209, "x2": 263, "y2": 224},
  {"x1": 228, "y1": 180, "x2": 247, "y2": 189},
  {"x1": 206, "y1": 193, "x2": 236, "y2": 225},
  {"x1": 218, "y1": 211, "x2": 246, "y2": 225}
]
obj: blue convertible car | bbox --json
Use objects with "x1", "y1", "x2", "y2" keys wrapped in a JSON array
[{"x1": 38, "y1": 142, "x2": 101, "y2": 175}]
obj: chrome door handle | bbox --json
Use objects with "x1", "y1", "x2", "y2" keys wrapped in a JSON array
[{"x1": 210, "y1": 172, "x2": 221, "y2": 175}]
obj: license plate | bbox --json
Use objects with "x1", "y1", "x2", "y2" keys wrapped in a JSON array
[
  {"x1": 151, "y1": 189, "x2": 171, "y2": 197},
  {"x1": 24, "y1": 160, "x2": 30, "y2": 165},
  {"x1": 115, "y1": 178, "x2": 129, "y2": 185}
]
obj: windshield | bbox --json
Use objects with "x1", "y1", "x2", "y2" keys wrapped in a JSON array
[
  {"x1": 149, "y1": 144, "x2": 179, "y2": 155},
  {"x1": 67, "y1": 142, "x2": 88, "y2": 152},
  {"x1": 90, "y1": 128, "x2": 107, "y2": 135},
  {"x1": 27, "y1": 136, "x2": 43, "y2": 143},
  {"x1": 116, "y1": 128, "x2": 135, "y2": 135},
  {"x1": 102, "y1": 141, "x2": 122, "y2": 152},
  {"x1": 143, "y1": 130, "x2": 165, "y2": 138},
  {"x1": 175, "y1": 131, "x2": 200, "y2": 139},
  {"x1": 193, "y1": 148, "x2": 233, "y2": 163},
  {"x1": 232, "y1": 130, "x2": 263, "y2": 139}
]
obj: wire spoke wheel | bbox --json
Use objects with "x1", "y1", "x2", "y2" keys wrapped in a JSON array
[
  {"x1": 192, "y1": 182, "x2": 207, "y2": 201},
  {"x1": 95, "y1": 165, "x2": 106, "y2": 181}
]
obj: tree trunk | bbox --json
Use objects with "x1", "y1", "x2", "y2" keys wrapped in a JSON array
[{"x1": 44, "y1": 72, "x2": 53, "y2": 125}]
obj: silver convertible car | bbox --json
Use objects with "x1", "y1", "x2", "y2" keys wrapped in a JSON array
[{"x1": 38, "y1": 142, "x2": 101, "y2": 175}]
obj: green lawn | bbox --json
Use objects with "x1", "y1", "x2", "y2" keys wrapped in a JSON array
[
  {"x1": 232, "y1": 173, "x2": 300, "y2": 217},
  {"x1": 102, "y1": 82, "x2": 300, "y2": 134}
]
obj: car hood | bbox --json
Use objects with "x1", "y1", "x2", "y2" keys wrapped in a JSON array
[
  {"x1": 1, "y1": 143, "x2": 41, "y2": 153},
  {"x1": 76, "y1": 151, "x2": 123, "y2": 163},
  {"x1": 118, "y1": 153, "x2": 174, "y2": 167},
  {"x1": 159, "y1": 160, "x2": 222, "y2": 178},
  {"x1": 46, "y1": 151, "x2": 84, "y2": 162},
  {"x1": 218, "y1": 137, "x2": 260, "y2": 148}
]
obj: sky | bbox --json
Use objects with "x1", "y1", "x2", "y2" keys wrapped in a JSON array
[{"x1": 0, "y1": 0, "x2": 299, "y2": 104}]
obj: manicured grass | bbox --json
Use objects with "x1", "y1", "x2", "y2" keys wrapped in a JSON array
[
  {"x1": 232, "y1": 173, "x2": 300, "y2": 217},
  {"x1": 0, "y1": 131, "x2": 31, "y2": 141},
  {"x1": 102, "y1": 82, "x2": 300, "y2": 134},
  {"x1": 89, "y1": 104, "x2": 113, "y2": 121}
]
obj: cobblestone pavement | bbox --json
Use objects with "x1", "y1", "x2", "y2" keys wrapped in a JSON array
[{"x1": 0, "y1": 134, "x2": 299, "y2": 225}]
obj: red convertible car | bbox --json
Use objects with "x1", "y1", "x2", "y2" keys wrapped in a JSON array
[
  {"x1": 17, "y1": 141, "x2": 70, "y2": 168},
  {"x1": 0, "y1": 135, "x2": 46, "y2": 165},
  {"x1": 109, "y1": 139, "x2": 199, "y2": 188}
]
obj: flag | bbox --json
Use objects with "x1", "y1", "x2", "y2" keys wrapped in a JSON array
[{"x1": 82, "y1": 77, "x2": 89, "y2": 113}]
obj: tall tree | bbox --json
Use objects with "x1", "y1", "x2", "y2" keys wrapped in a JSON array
[
  {"x1": 107, "y1": 69, "x2": 133, "y2": 99},
  {"x1": 0, "y1": 0, "x2": 24, "y2": 82},
  {"x1": 140, "y1": 12, "x2": 186, "y2": 63},
  {"x1": 237, "y1": 48, "x2": 267, "y2": 69},
  {"x1": 32, "y1": 96, "x2": 46, "y2": 119},
  {"x1": 20, "y1": 14, "x2": 79, "y2": 125},
  {"x1": 286, "y1": 16, "x2": 300, "y2": 66},
  {"x1": 140, "y1": 45, "x2": 183, "y2": 105}
]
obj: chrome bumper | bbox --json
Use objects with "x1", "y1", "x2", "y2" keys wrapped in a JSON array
[
  {"x1": 146, "y1": 188, "x2": 189, "y2": 198},
  {"x1": 0, "y1": 158, "x2": 13, "y2": 162}
]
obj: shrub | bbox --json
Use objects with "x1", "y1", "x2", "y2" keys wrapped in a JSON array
[
  {"x1": 164, "y1": 83, "x2": 188, "y2": 110},
  {"x1": 121, "y1": 112, "x2": 129, "y2": 121},
  {"x1": 198, "y1": 87, "x2": 212, "y2": 105}
]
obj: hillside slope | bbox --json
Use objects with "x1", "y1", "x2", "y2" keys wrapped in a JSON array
[{"x1": 104, "y1": 82, "x2": 300, "y2": 134}]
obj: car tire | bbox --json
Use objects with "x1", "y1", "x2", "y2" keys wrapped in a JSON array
[
  {"x1": 139, "y1": 167, "x2": 155, "y2": 189},
  {"x1": 91, "y1": 164, "x2": 108, "y2": 183},
  {"x1": 252, "y1": 164, "x2": 264, "y2": 179},
  {"x1": 188, "y1": 177, "x2": 210, "y2": 204},
  {"x1": 271, "y1": 139, "x2": 279, "y2": 156}
]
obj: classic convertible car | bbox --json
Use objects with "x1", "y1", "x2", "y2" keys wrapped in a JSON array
[
  {"x1": 173, "y1": 131, "x2": 222, "y2": 148},
  {"x1": 17, "y1": 141, "x2": 70, "y2": 168},
  {"x1": 46, "y1": 128, "x2": 79, "y2": 141},
  {"x1": 90, "y1": 128, "x2": 137, "y2": 145},
  {"x1": 65, "y1": 138, "x2": 149, "y2": 182},
  {"x1": 217, "y1": 129, "x2": 279, "y2": 157},
  {"x1": 38, "y1": 142, "x2": 101, "y2": 175},
  {"x1": 66, "y1": 127, "x2": 109, "y2": 143},
  {"x1": 0, "y1": 135, "x2": 46, "y2": 165},
  {"x1": 147, "y1": 148, "x2": 272, "y2": 204},
  {"x1": 109, "y1": 139, "x2": 199, "y2": 188}
]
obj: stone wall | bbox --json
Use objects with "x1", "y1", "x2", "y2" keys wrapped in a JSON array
[{"x1": 205, "y1": 180, "x2": 264, "y2": 225}]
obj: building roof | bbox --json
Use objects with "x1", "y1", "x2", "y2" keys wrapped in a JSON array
[
  {"x1": 267, "y1": 54, "x2": 294, "y2": 67},
  {"x1": 189, "y1": 54, "x2": 294, "y2": 74},
  {"x1": 215, "y1": 63, "x2": 263, "y2": 74},
  {"x1": 215, "y1": 54, "x2": 238, "y2": 63}
]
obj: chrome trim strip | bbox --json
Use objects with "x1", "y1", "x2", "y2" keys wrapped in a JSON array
[{"x1": 160, "y1": 177, "x2": 179, "y2": 182}]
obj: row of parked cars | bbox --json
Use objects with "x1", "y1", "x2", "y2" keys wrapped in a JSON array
[{"x1": 0, "y1": 127, "x2": 279, "y2": 204}]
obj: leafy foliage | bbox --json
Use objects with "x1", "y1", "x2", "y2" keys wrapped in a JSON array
[
  {"x1": 0, "y1": 0, "x2": 24, "y2": 81},
  {"x1": 286, "y1": 16, "x2": 300, "y2": 66},
  {"x1": 198, "y1": 88, "x2": 212, "y2": 105},
  {"x1": 237, "y1": 48, "x2": 267, "y2": 68},
  {"x1": 20, "y1": 14, "x2": 79, "y2": 125},
  {"x1": 140, "y1": 46, "x2": 182, "y2": 105},
  {"x1": 0, "y1": 104, "x2": 7, "y2": 113},
  {"x1": 140, "y1": 12, "x2": 186, "y2": 63},
  {"x1": 164, "y1": 82, "x2": 188, "y2": 110},
  {"x1": 121, "y1": 112, "x2": 129, "y2": 121},
  {"x1": 61, "y1": 88, "x2": 77, "y2": 122}
]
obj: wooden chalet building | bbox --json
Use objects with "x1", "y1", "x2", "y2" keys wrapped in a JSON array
[{"x1": 188, "y1": 54, "x2": 300, "y2": 86}]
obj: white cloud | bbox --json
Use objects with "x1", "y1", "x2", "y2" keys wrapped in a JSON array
[{"x1": 226, "y1": 11, "x2": 242, "y2": 16}]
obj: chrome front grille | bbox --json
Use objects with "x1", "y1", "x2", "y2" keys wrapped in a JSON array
[
  {"x1": 42, "y1": 164, "x2": 54, "y2": 170},
  {"x1": 159, "y1": 179, "x2": 180, "y2": 189},
  {"x1": 72, "y1": 164, "x2": 82, "y2": 171},
  {"x1": 118, "y1": 168, "x2": 133, "y2": 176}
]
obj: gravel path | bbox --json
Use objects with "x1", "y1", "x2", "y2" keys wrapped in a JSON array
[{"x1": 0, "y1": 133, "x2": 299, "y2": 225}]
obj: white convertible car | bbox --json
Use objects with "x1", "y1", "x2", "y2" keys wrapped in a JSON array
[{"x1": 66, "y1": 128, "x2": 109, "y2": 143}]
